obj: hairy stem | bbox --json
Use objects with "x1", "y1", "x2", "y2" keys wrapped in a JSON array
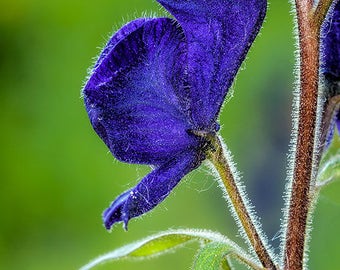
[
  {"x1": 314, "y1": 0, "x2": 335, "y2": 27},
  {"x1": 283, "y1": 0, "x2": 333, "y2": 269},
  {"x1": 284, "y1": 2, "x2": 318, "y2": 269},
  {"x1": 206, "y1": 135, "x2": 276, "y2": 270},
  {"x1": 231, "y1": 252, "x2": 265, "y2": 270}
]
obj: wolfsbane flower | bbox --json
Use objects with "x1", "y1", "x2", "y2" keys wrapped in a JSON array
[
  {"x1": 83, "y1": 0, "x2": 267, "y2": 230},
  {"x1": 321, "y1": 0, "x2": 340, "y2": 144}
]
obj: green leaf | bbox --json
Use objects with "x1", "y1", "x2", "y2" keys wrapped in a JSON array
[
  {"x1": 317, "y1": 155, "x2": 340, "y2": 185},
  {"x1": 193, "y1": 242, "x2": 232, "y2": 270},
  {"x1": 80, "y1": 229, "x2": 253, "y2": 270},
  {"x1": 318, "y1": 132, "x2": 340, "y2": 187},
  {"x1": 221, "y1": 258, "x2": 233, "y2": 270}
]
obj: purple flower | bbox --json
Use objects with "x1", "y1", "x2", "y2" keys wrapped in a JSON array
[
  {"x1": 322, "y1": 1, "x2": 340, "y2": 144},
  {"x1": 83, "y1": 0, "x2": 267, "y2": 230},
  {"x1": 322, "y1": 1, "x2": 340, "y2": 80}
]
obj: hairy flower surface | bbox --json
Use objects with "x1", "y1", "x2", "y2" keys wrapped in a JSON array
[
  {"x1": 83, "y1": 0, "x2": 266, "y2": 230},
  {"x1": 322, "y1": 0, "x2": 340, "y2": 142}
]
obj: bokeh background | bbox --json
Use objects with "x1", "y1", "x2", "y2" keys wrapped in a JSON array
[{"x1": 1, "y1": 0, "x2": 339, "y2": 269}]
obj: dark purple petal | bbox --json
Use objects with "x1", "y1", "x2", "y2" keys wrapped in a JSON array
[
  {"x1": 84, "y1": 18, "x2": 199, "y2": 165},
  {"x1": 322, "y1": 1, "x2": 340, "y2": 79},
  {"x1": 321, "y1": 0, "x2": 340, "y2": 124},
  {"x1": 89, "y1": 18, "x2": 151, "y2": 88},
  {"x1": 157, "y1": 0, "x2": 267, "y2": 129},
  {"x1": 103, "y1": 149, "x2": 204, "y2": 230},
  {"x1": 321, "y1": 1, "x2": 340, "y2": 145}
]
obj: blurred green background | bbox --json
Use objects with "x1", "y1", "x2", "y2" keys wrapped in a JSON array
[{"x1": 1, "y1": 0, "x2": 339, "y2": 269}]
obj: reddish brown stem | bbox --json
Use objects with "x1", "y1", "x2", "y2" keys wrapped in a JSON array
[
  {"x1": 283, "y1": 1, "x2": 319, "y2": 270},
  {"x1": 283, "y1": 0, "x2": 335, "y2": 268}
]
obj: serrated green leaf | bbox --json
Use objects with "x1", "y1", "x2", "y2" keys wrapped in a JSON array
[
  {"x1": 193, "y1": 242, "x2": 232, "y2": 270},
  {"x1": 80, "y1": 229, "x2": 250, "y2": 270}
]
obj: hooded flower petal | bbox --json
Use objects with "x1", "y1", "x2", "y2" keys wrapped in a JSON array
[
  {"x1": 103, "y1": 149, "x2": 203, "y2": 229},
  {"x1": 157, "y1": 0, "x2": 267, "y2": 128},
  {"x1": 84, "y1": 18, "x2": 199, "y2": 165},
  {"x1": 86, "y1": 18, "x2": 151, "y2": 90},
  {"x1": 84, "y1": 0, "x2": 267, "y2": 230}
]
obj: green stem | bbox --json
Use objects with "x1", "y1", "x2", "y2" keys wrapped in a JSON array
[
  {"x1": 230, "y1": 252, "x2": 266, "y2": 270},
  {"x1": 206, "y1": 135, "x2": 276, "y2": 270}
]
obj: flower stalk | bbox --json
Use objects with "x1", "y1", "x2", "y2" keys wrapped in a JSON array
[
  {"x1": 206, "y1": 134, "x2": 276, "y2": 270},
  {"x1": 314, "y1": 0, "x2": 335, "y2": 26},
  {"x1": 283, "y1": 1, "x2": 333, "y2": 269}
]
